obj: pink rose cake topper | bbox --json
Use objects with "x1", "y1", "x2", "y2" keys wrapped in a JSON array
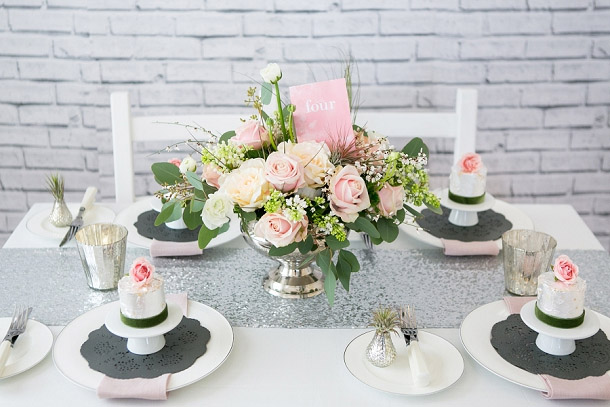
[
  {"x1": 552, "y1": 254, "x2": 579, "y2": 284},
  {"x1": 458, "y1": 152, "x2": 483, "y2": 173},
  {"x1": 129, "y1": 257, "x2": 155, "y2": 288}
]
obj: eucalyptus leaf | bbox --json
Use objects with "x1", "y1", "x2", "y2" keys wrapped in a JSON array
[
  {"x1": 298, "y1": 235, "x2": 314, "y2": 254},
  {"x1": 182, "y1": 205, "x2": 203, "y2": 230},
  {"x1": 197, "y1": 223, "x2": 219, "y2": 249},
  {"x1": 154, "y1": 200, "x2": 181, "y2": 226},
  {"x1": 324, "y1": 266, "x2": 336, "y2": 307},
  {"x1": 401, "y1": 137, "x2": 429, "y2": 158},
  {"x1": 219, "y1": 130, "x2": 236, "y2": 144},
  {"x1": 261, "y1": 82, "x2": 273, "y2": 105},
  {"x1": 185, "y1": 171, "x2": 204, "y2": 191},
  {"x1": 425, "y1": 201, "x2": 443, "y2": 215},
  {"x1": 336, "y1": 257, "x2": 351, "y2": 291},
  {"x1": 404, "y1": 204, "x2": 422, "y2": 219},
  {"x1": 151, "y1": 162, "x2": 182, "y2": 186},
  {"x1": 377, "y1": 217, "x2": 399, "y2": 243},
  {"x1": 191, "y1": 189, "x2": 206, "y2": 212},
  {"x1": 268, "y1": 242, "x2": 298, "y2": 256},
  {"x1": 316, "y1": 249, "x2": 333, "y2": 275},
  {"x1": 218, "y1": 221, "x2": 230, "y2": 234},
  {"x1": 396, "y1": 208, "x2": 406, "y2": 223},
  {"x1": 339, "y1": 249, "x2": 360, "y2": 273},
  {"x1": 325, "y1": 235, "x2": 350, "y2": 251},
  {"x1": 347, "y1": 216, "x2": 381, "y2": 239}
]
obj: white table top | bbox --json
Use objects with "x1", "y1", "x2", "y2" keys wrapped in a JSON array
[{"x1": 1, "y1": 201, "x2": 607, "y2": 406}]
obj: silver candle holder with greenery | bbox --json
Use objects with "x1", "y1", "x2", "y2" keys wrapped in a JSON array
[
  {"x1": 46, "y1": 173, "x2": 73, "y2": 227},
  {"x1": 366, "y1": 306, "x2": 400, "y2": 367}
]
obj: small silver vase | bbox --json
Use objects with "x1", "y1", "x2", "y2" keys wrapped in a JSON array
[
  {"x1": 241, "y1": 220, "x2": 325, "y2": 299},
  {"x1": 49, "y1": 198, "x2": 73, "y2": 227},
  {"x1": 366, "y1": 331, "x2": 397, "y2": 368}
]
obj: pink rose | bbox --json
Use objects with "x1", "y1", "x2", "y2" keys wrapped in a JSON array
[
  {"x1": 553, "y1": 255, "x2": 579, "y2": 284},
  {"x1": 202, "y1": 163, "x2": 221, "y2": 189},
  {"x1": 329, "y1": 165, "x2": 371, "y2": 223},
  {"x1": 129, "y1": 257, "x2": 155, "y2": 287},
  {"x1": 233, "y1": 120, "x2": 268, "y2": 150},
  {"x1": 168, "y1": 158, "x2": 181, "y2": 167},
  {"x1": 254, "y1": 212, "x2": 308, "y2": 248},
  {"x1": 377, "y1": 183, "x2": 404, "y2": 217},
  {"x1": 459, "y1": 153, "x2": 482, "y2": 173},
  {"x1": 264, "y1": 152, "x2": 306, "y2": 193}
]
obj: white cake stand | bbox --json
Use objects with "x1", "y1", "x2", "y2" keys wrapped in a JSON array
[
  {"x1": 440, "y1": 188, "x2": 495, "y2": 227},
  {"x1": 105, "y1": 302, "x2": 183, "y2": 355},
  {"x1": 520, "y1": 300, "x2": 600, "y2": 356}
]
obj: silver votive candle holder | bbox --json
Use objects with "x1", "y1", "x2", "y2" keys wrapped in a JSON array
[
  {"x1": 502, "y1": 229, "x2": 557, "y2": 296},
  {"x1": 75, "y1": 223, "x2": 128, "y2": 291}
]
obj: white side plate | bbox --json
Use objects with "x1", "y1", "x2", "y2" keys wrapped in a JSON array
[
  {"x1": 460, "y1": 300, "x2": 610, "y2": 391},
  {"x1": 0, "y1": 318, "x2": 53, "y2": 380},
  {"x1": 26, "y1": 204, "x2": 116, "y2": 240},
  {"x1": 344, "y1": 330, "x2": 464, "y2": 396},
  {"x1": 53, "y1": 300, "x2": 234, "y2": 392}
]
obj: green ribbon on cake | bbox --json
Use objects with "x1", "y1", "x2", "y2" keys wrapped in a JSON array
[
  {"x1": 535, "y1": 302, "x2": 585, "y2": 329},
  {"x1": 448, "y1": 190, "x2": 486, "y2": 205},
  {"x1": 120, "y1": 305, "x2": 168, "y2": 328}
]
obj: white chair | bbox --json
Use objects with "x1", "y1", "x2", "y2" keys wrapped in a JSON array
[
  {"x1": 110, "y1": 91, "x2": 246, "y2": 206},
  {"x1": 356, "y1": 89, "x2": 478, "y2": 165}
]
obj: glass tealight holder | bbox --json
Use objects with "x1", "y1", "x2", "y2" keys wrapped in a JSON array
[
  {"x1": 75, "y1": 223, "x2": 128, "y2": 291},
  {"x1": 502, "y1": 230, "x2": 557, "y2": 296}
]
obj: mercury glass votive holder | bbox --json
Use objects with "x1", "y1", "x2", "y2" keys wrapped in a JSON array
[
  {"x1": 502, "y1": 230, "x2": 557, "y2": 296},
  {"x1": 75, "y1": 223, "x2": 128, "y2": 291}
]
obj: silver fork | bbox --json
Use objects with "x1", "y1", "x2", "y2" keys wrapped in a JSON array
[
  {"x1": 360, "y1": 233, "x2": 373, "y2": 250},
  {"x1": 399, "y1": 306, "x2": 430, "y2": 387},
  {"x1": 59, "y1": 186, "x2": 97, "y2": 247},
  {"x1": 0, "y1": 305, "x2": 32, "y2": 376}
]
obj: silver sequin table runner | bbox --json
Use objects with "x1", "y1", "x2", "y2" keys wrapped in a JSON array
[{"x1": 0, "y1": 248, "x2": 608, "y2": 328}]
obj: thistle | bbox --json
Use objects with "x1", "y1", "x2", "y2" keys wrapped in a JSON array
[
  {"x1": 369, "y1": 306, "x2": 400, "y2": 335},
  {"x1": 45, "y1": 173, "x2": 65, "y2": 201}
]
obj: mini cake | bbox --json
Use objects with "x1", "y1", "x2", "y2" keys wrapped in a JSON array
[
  {"x1": 118, "y1": 257, "x2": 168, "y2": 328},
  {"x1": 536, "y1": 255, "x2": 586, "y2": 328},
  {"x1": 448, "y1": 152, "x2": 487, "y2": 204}
]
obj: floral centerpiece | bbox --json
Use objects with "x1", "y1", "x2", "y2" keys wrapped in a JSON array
[{"x1": 151, "y1": 63, "x2": 440, "y2": 304}]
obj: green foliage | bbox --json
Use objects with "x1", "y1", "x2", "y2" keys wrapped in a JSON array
[
  {"x1": 298, "y1": 235, "x2": 314, "y2": 254},
  {"x1": 325, "y1": 235, "x2": 350, "y2": 251},
  {"x1": 268, "y1": 242, "x2": 298, "y2": 256},
  {"x1": 219, "y1": 130, "x2": 236, "y2": 144},
  {"x1": 155, "y1": 200, "x2": 182, "y2": 226},
  {"x1": 45, "y1": 173, "x2": 65, "y2": 200},
  {"x1": 376, "y1": 217, "x2": 399, "y2": 243},
  {"x1": 151, "y1": 162, "x2": 182, "y2": 186},
  {"x1": 185, "y1": 171, "x2": 204, "y2": 191},
  {"x1": 197, "y1": 223, "x2": 219, "y2": 249},
  {"x1": 401, "y1": 137, "x2": 429, "y2": 159},
  {"x1": 425, "y1": 200, "x2": 443, "y2": 215},
  {"x1": 346, "y1": 216, "x2": 380, "y2": 239},
  {"x1": 182, "y1": 205, "x2": 203, "y2": 230}
]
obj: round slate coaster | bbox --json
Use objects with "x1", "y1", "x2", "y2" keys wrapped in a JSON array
[
  {"x1": 134, "y1": 210, "x2": 200, "y2": 242},
  {"x1": 416, "y1": 206, "x2": 513, "y2": 242},
  {"x1": 80, "y1": 317, "x2": 211, "y2": 379},
  {"x1": 490, "y1": 314, "x2": 610, "y2": 380}
]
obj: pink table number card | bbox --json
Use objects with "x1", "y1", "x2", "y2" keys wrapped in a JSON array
[{"x1": 289, "y1": 78, "x2": 354, "y2": 148}]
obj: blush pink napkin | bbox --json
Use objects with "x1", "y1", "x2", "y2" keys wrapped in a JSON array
[
  {"x1": 503, "y1": 296, "x2": 610, "y2": 400},
  {"x1": 96, "y1": 292, "x2": 188, "y2": 400},
  {"x1": 150, "y1": 239, "x2": 202, "y2": 257},
  {"x1": 441, "y1": 238, "x2": 499, "y2": 256}
]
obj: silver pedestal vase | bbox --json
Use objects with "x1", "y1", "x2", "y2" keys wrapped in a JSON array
[{"x1": 241, "y1": 221, "x2": 325, "y2": 299}]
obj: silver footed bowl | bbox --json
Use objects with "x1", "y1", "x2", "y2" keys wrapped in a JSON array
[{"x1": 241, "y1": 220, "x2": 326, "y2": 299}]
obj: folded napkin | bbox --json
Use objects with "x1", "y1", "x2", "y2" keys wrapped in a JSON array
[
  {"x1": 441, "y1": 238, "x2": 499, "y2": 256},
  {"x1": 150, "y1": 239, "x2": 202, "y2": 257},
  {"x1": 503, "y1": 296, "x2": 610, "y2": 400},
  {"x1": 96, "y1": 292, "x2": 188, "y2": 400}
]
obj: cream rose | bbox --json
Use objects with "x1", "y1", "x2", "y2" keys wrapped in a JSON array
[
  {"x1": 377, "y1": 183, "x2": 405, "y2": 217},
  {"x1": 218, "y1": 158, "x2": 271, "y2": 212},
  {"x1": 264, "y1": 152, "x2": 306, "y2": 193},
  {"x1": 233, "y1": 119, "x2": 268, "y2": 150},
  {"x1": 277, "y1": 141, "x2": 334, "y2": 188},
  {"x1": 201, "y1": 163, "x2": 221, "y2": 189},
  {"x1": 201, "y1": 192, "x2": 233, "y2": 230},
  {"x1": 329, "y1": 165, "x2": 371, "y2": 223},
  {"x1": 260, "y1": 63, "x2": 282, "y2": 83},
  {"x1": 179, "y1": 156, "x2": 197, "y2": 174},
  {"x1": 254, "y1": 212, "x2": 308, "y2": 248}
]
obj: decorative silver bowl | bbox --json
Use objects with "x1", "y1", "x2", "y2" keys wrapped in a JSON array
[{"x1": 241, "y1": 221, "x2": 325, "y2": 299}]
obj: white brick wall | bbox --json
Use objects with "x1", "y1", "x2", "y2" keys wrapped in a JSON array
[{"x1": 0, "y1": 1, "x2": 609, "y2": 251}]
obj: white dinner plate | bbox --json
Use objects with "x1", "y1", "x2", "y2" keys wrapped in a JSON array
[
  {"x1": 400, "y1": 195, "x2": 534, "y2": 249},
  {"x1": 114, "y1": 198, "x2": 241, "y2": 249},
  {"x1": 26, "y1": 204, "x2": 116, "y2": 240},
  {"x1": 459, "y1": 300, "x2": 610, "y2": 391},
  {"x1": 344, "y1": 330, "x2": 464, "y2": 396},
  {"x1": 53, "y1": 300, "x2": 234, "y2": 392},
  {"x1": 0, "y1": 318, "x2": 53, "y2": 380}
]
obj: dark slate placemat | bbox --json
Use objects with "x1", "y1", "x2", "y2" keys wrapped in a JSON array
[
  {"x1": 490, "y1": 314, "x2": 610, "y2": 380},
  {"x1": 134, "y1": 210, "x2": 200, "y2": 242},
  {"x1": 80, "y1": 317, "x2": 210, "y2": 379},
  {"x1": 416, "y1": 206, "x2": 513, "y2": 242}
]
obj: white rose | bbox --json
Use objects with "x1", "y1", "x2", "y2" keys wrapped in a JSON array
[
  {"x1": 277, "y1": 141, "x2": 334, "y2": 188},
  {"x1": 201, "y1": 192, "x2": 233, "y2": 230},
  {"x1": 218, "y1": 158, "x2": 271, "y2": 211},
  {"x1": 179, "y1": 156, "x2": 197, "y2": 174},
  {"x1": 260, "y1": 63, "x2": 282, "y2": 83}
]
